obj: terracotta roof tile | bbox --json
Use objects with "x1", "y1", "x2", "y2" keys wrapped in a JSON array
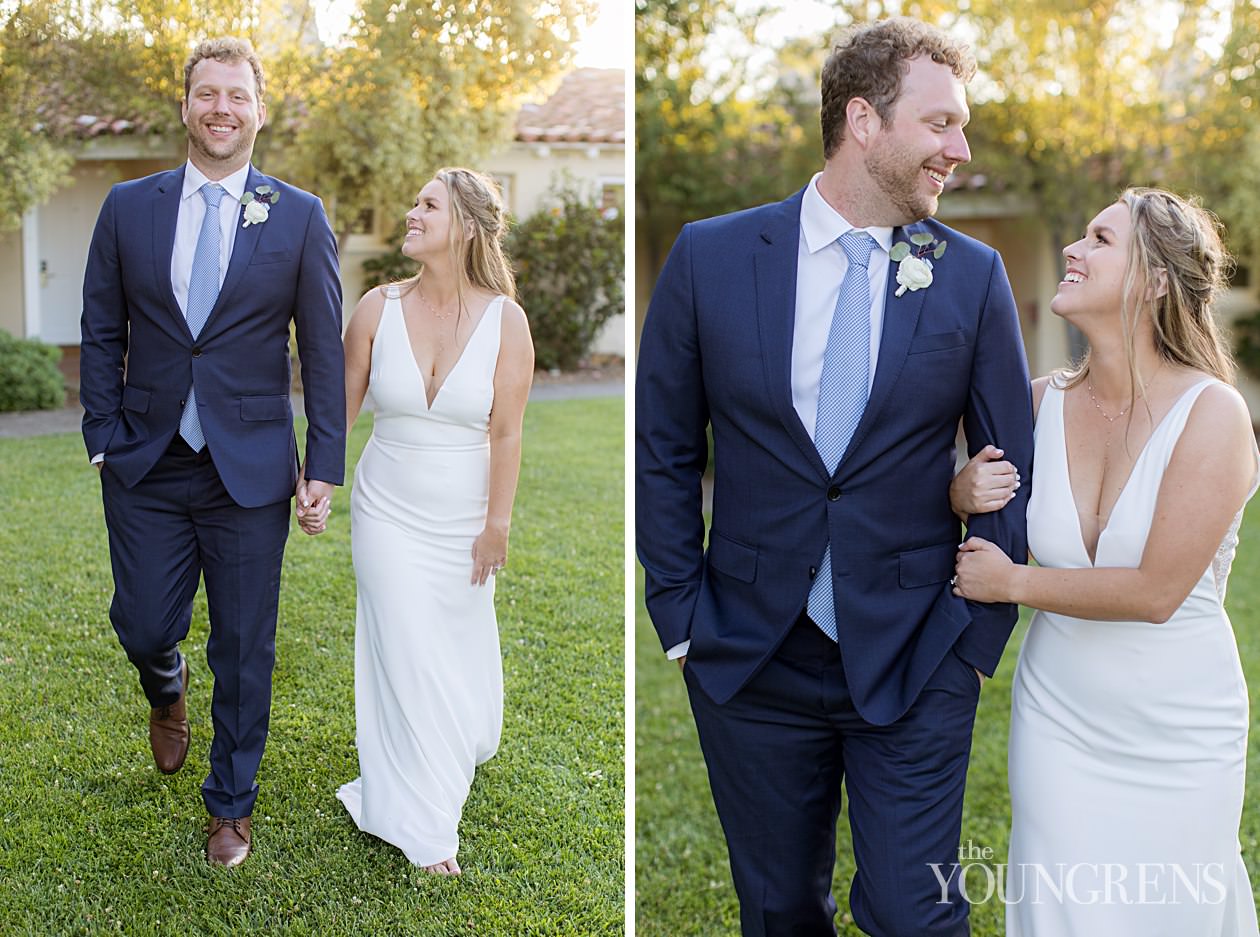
[{"x1": 515, "y1": 68, "x2": 625, "y2": 145}]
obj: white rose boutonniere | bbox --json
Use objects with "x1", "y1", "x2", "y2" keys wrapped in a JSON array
[
  {"x1": 241, "y1": 185, "x2": 280, "y2": 227},
  {"x1": 890, "y1": 231, "x2": 947, "y2": 297}
]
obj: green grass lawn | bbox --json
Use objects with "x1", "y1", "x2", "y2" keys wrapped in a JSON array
[
  {"x1": 635, "y1": 502, "x2": 1260, "y2": 936},
  {"x1": 0, "y1": 397, "x2": 623, "y2": 936}
]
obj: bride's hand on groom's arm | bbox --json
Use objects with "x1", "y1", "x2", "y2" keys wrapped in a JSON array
[
  {"x1": 952, "y1": 537, "x2": 1017, "y2": 604},
  {"x1": 950, "y1": 445, "x2": 1020, "y2": 520}
]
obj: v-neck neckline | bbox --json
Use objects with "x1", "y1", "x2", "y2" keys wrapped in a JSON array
[
  {"x1": 396, "y1": 292, "x2": 500, "y2": 410},
  {"x1": 1059, "y1": 378, "x2": 1211, "y2": 567}
]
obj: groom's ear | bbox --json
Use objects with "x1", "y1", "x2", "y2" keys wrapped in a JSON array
[{"x1": 846, "y1": 97, "x2": 880, "y2": 147}]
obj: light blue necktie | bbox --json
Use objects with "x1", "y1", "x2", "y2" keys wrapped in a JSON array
[
  {"x1": 179, "y1": 183, "x2": 224, "y2": 451},
  {"x1": 806, "y1": 230, "x2": 876, "y2": 641}
]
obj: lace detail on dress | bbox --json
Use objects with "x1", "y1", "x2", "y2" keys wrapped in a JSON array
[
  {"x1": 1214, "y1": 510, "x2": 1244, "y2": 600},
  {"x1": 1216, "y1": 460, "x2": 1260, "y2": 600}
]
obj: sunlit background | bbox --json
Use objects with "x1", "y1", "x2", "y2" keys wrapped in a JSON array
[{"x1": 635, "y1": 0, "x2": 1260, "y2": 408}]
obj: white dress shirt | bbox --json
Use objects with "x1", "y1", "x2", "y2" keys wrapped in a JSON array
[
  {"x1": 171, "y1": 161, "x2": 249, "y2": 315},
  {"x1": 91, "y1": 162, "x2": 249, "y2": 465},
  {"x1": 667, "y1": 174, "x2": 893, "y2": 661}
]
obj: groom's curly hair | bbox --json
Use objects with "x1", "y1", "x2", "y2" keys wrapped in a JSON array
[
  {"x1": 183, "y1": 37, "x2": 266, "y2": 103},
  {"x1": 820, "y1": 18, "x2": 975, "y2": 159}
]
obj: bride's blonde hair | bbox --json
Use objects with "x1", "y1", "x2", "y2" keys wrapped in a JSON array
[
  {"x1": 395, "y1": 168, "x2": 515, "y2": 311},
  {"x1": 1055, "y1": 187, "x2": 1236, "y2": 401}
]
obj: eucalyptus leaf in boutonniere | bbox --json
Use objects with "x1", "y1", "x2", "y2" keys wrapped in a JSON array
[
  {"x1": 889, "y1": 231, "x2": 947, "y2": 297},
  {"x1": 240, "y1": 185, "x2": 280, "y2": 227}
]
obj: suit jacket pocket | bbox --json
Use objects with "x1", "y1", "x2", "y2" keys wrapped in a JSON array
[
  {"x1": 249, "y1": 250, "x2": 293, "y2": 265},
  {"x1": 899, "y1": 542, "x2": 955, "y2": 588},
  {"x1": 706, "y1": 532, "x2": 758, "y2": 583},
  {"x1": 907, "y1": 330, "x2": 966, "y2": 355},
  {"x1": 121, "y1": 385, "x2": 151, "y2": 413},
  {"x1": 240, "y1": 394, "x2": 291, "y2": 422}
]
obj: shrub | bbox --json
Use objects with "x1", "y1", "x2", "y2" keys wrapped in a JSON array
[
  {"x1": 508, "y1": 177, "x2": 624, "y2": 371},
  {"x1": 0, "y1": 332, "x2": 63, "y2": 412},
  {"x1": 1233, "y1": 309, "x2": 1260, "y2": 382}
]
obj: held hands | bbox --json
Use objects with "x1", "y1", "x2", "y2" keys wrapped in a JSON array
[
  {"x1": 295, "y1": 476, "x2": 334, "y2": 536},
  {"x1": 950, "y1": 445, "x2": 1020, "y2": 519},
  {"x1": 953, "y1": 536, "x2": 1016, "y2": 604},
  {"x1": 470, "y1": 524, "x2": 508, "y2": 586}
]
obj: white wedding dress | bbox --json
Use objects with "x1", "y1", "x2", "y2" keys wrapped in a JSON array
[
  {"x1": 337, "y1": 286, "x2": 505, "y2": 866},
  {"x1": 1007, "y1": 378, "x2": 1260, "y2": 935}
]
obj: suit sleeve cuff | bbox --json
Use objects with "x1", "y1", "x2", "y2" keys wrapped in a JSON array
[{"x1": 666, "y1": 640, "x2": 691, "y2": 660}]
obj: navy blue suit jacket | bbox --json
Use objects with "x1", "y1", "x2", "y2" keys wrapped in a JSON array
[
  {"x1": 80, "y1": 165, "x2": 346, "y2": 508},
  {"x1": 636, "y1": 188, "x2": 1034, "y2": 725}
]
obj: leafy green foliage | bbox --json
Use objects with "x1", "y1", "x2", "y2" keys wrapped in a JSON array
[
  {"x1": 635, "y1": 0, "x2": 819, "y2": 280},
  {"x1": 1232, "y1": 307, "x2": 1260, "y2": 381},
  {"x1": 274, "y1": 0, "x2": 593, "y2": 241},
  {"x1": 0, "y1": 398, "x2": 623, "y2": 935},
  {"x1": 0, "y1": 332, "x2": 63, "y2": 411},
  {"x1": 508, "y1": 177, "x2": 626, "y2": 371}
]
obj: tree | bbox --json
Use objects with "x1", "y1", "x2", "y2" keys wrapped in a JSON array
[
  {"x1": 275, "y1": 0, "x2": 592, "y2": 242},
  {"x1": 635, "y1": 0, "x2": 814, "y2": 280}
]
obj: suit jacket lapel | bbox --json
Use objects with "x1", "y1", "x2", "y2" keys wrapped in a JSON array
[
  {"x1": 205, "y1": 165, "x2": 266, "y2": 334},
  {"x1": 836, "y1": 221, "x2": 928, "y2": 473},
  {"x1": 754, "y1": 189, "x2": 830, "y2": 480},
  {"x1": 152, "y1": 166, "x2": 191, "y2": 340}
]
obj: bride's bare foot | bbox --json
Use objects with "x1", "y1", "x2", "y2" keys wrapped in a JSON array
[{"x1": 422, "y1": 857, "x2": 461, "y2": 876}]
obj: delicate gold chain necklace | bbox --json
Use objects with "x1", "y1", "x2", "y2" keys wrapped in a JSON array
[
  {"x1": 417, "y1": 288, "x2": 456, "y2": 321},
  {"x1": 1085, "y1": 380, "x2": 1130, "y2": 424},
  {"x1": 1085, "y1": 366, "x2": 1163, "y2": 449}
]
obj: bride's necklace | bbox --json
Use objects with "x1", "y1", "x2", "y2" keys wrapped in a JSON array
[
  {"x1": 417, "y1": 287, "x2": 459, "y2": 354},
  {"x1": 1085, "y1": 380, "x2": 1130, "y2": 425},
  {"x1": 1085, "y1": 365, "x2": 1163, "y2": 448}
]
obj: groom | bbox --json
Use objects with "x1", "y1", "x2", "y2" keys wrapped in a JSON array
[
  {"x1": 636, "y1": 17, "x2": 1033, "y2": 937},
  {"x1": 80, "y1": 37, "x2": 345, "y2": 867}
]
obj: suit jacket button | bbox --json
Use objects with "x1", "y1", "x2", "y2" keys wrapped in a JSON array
[
  {"x1": 827, "y1": 485, "x2": 841, "y2": 501},
  {"x1": 809, "y1": 566, "x2": 817, "y2": 578},
  {"x1": 191, "y1": 346, "x2": 202, "y2": 357}
]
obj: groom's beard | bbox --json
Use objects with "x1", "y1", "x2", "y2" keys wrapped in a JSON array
[
  {"x1": 865, "y1": 136, "x2": 942, "y2": 225},
  {"x1": 186, "y1": 119, "x2": 256, "y2": 168}
]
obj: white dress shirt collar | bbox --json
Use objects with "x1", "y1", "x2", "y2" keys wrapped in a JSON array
[
  {"x1": 181, "y1": 161, "x2": 251, "y2": 204},
  {"x1": 800, "y1": 174, "x2": 894, "y2": 257}
]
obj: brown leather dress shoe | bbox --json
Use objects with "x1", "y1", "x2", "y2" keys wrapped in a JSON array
[
  {"x1": 149, "y1": 657, "x2": 189, "y2": 774},
  {"x1": 206, "y1": 816, "x2": 252, "y2": 867}
]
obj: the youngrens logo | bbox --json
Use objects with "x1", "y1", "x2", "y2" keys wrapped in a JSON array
[{"x1": 929, "y1": 841, "x2": 1228, "y2": 906}]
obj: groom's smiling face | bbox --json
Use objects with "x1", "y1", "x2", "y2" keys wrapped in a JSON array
[
  {"x1": 182, "y1": 58, "x2": 267, "y2": 175},
  {"x1": 864, "y1": 56, "x2": 971, "y2": 224}
]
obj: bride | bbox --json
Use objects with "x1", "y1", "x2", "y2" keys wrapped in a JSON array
[
  {"x1": 303, "y1": 168, "x2": 533, "y2": 875},
  {"x1": 951, "y1": 187, "x2": 1260, "y2": 935}
]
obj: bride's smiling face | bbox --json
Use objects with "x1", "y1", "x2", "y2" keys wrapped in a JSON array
[
  {"x1": 401, "y1": 179, "x2": 457, "y2": 261},
  {"x1": 1050, "y1": 202, "x2": 1133, "y2": 322}
]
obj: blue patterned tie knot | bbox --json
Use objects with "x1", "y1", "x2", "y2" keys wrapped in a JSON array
[
  {"x1": 807, "y1": 229, "x2": 877, "y2": 641},
  {"x1": 839, "y1": 229, "x2": 875, "y2": 270},
  {"x1": 179, "y1": 183, "x2": 225, "y2": 451}
]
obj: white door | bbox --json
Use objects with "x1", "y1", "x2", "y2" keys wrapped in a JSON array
[{"x1": 36, "y1": 167, "x2": 115, "y2": 344}]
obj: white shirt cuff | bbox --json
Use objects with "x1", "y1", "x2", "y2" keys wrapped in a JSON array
[
  {"x1": 666, "y1": 640, "x2": 690, "y2": 660},
  {"x1": 90, "y1": 453, "x2": 104, "y2": 464}
]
